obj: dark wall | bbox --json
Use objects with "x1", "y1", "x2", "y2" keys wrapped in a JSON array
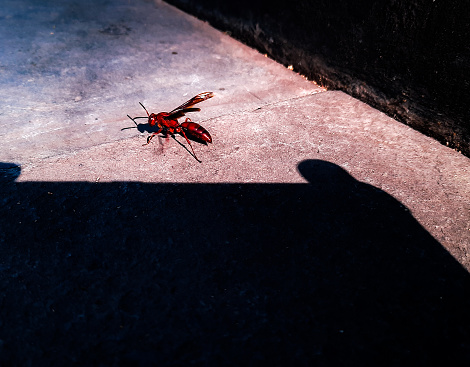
[{"x1": 166, "y1": 0, "x2": 470, "y2": 156}]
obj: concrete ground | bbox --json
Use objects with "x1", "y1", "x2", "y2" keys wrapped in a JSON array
[{"x1": 1, "y1": 0, "x2": 470, "y2": 365}]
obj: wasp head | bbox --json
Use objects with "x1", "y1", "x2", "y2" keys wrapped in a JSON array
[{"x1": 148, "y1": 113, "x2": 157, "y2": 126}]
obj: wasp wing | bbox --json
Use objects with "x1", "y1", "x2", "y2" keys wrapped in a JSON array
[
  {"x1": 164, "y1": 108, "x2": 201, "y2": 121},
  {"x1": 166, "y1": 92, "x2": 214, "y2": 120}
]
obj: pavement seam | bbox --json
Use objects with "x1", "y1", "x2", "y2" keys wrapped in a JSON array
[{"x1": 202, "y1": 89, "x2": 329, "y2": 123}]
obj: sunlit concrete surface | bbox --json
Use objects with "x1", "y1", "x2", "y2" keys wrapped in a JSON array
[
  {"x1": 0, "y1": 0, "x2": 321, "y2": 163},
  {"x1": 1, "y1": 0, "x2": 470, "y2": 365}
]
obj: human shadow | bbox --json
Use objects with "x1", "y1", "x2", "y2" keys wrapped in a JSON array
[
  {"x1": 0, "y1": 161, "x2": 21, "y2": 183},
  {"x1": 0, "y1": 159, "x2": 469, "y2": 366}
]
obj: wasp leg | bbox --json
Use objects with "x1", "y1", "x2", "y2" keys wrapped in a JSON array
[
  {"x1": 178, "y1": 129, "x2": 201, "y2": 163},
  {"x1": 144, "y1": 128, "x2": 163, "y2": 146}
]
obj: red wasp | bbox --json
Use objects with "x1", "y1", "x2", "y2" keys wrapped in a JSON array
[{"x1": 125, "y1": 92, "x2": 214, "y2": 162}]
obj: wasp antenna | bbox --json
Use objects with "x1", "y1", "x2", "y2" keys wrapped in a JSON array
[
  {"x1": 127, "y1": 115, "x2": 139, "y2": 126},
  {"x1": 139, "y1": 102, "x2": 150, "y2": 117},
  {"x1": 128, "y1": 115, "x2": 148, "y2": 121}
]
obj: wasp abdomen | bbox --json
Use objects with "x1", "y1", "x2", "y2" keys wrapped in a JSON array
[{"x1": 181, "y1": 121, "x2": 212, "y2": 143}]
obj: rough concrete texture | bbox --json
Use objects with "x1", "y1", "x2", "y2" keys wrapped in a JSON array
[
  {"x1": 1, "y1": 0, "x2": 470, "y2": 365},
  {"x1": 0, "y1": 0, "x2": 319, "y2": 163}
]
